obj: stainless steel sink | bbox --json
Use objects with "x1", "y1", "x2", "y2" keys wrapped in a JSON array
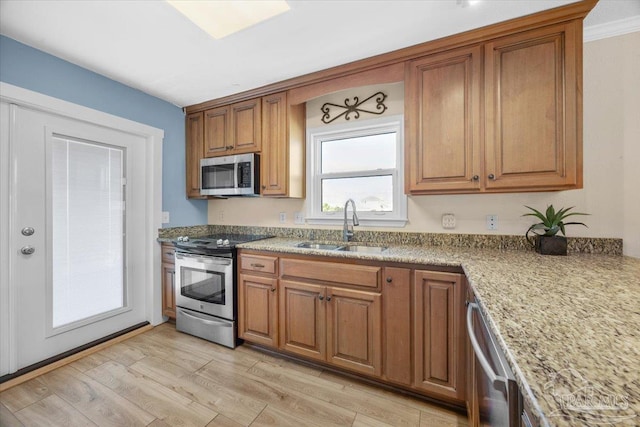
[
  {"x1": 338, "y1": 245, "x2": 388, "y2": 253},
  {"x1": 296, "y1": 242, "x2": 345, "y2": 250}
]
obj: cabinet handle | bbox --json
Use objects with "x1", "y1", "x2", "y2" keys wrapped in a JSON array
[
  {"x1": 326, "y1": 296, "x2": 332, "y2": 302},
  {"x1": 318, "y1": 295, "x2": 324, "y2": 300},
  {"x1": 386, "y1": 277, "x2": 393, "y2": 283},
  {"x1": 472, "y1": 175, "x2": 479, "y2": 181},
  {"x1": 488, "y1": 174, "x2": 495, "y2": 180},
  {"x1": 250, "y1": 263, "x2": 265, "y2": 268},
  {"x1": 270, "y1": 288, "x2": 276, "y2": 293}
]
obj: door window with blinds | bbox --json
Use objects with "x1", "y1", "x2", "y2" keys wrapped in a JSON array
[
  {"x1": 50, "y1": 136, "x2": 126, "y2": 330},
  {"x1": 306, "y1": 115, "x2": 407, "y2": 226}
]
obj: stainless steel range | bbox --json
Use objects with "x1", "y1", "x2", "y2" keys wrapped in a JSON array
[{"x1": 172, "y1": 234, "x2": 272, "y2": 348}]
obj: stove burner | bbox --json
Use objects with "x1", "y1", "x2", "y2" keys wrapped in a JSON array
[{"x1": 173, "y1": 233, "x2": 272, "y2": 255}]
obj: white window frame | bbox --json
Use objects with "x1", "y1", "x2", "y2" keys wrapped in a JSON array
[{"x1": 306, "y1": 114, "x2": 407, "y2": 227}]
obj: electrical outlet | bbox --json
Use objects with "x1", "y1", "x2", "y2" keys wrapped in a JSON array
[
  {"x1": 279, "y1": 212, "x2": 287, "y2": 223},
  {"x1": 486, "y1": 215, "x2": 498, "y2": 230},
  {"x1": 294, "y1": 212, "x2": 305, "y2": 224},
  {"x1": 161, "y1": 211, "x2": 170, "y2": 224},
  {"x1": 441, "y1": 213, "x2": 456, "y2": 229}
]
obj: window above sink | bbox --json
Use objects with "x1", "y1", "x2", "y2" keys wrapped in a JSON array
[{"x1": 306, "y1": 115, "x2": 408, "y2": 227}]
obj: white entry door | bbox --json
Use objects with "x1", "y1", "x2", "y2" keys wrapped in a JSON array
[{"x1": 8, "y1": 104, "x2": 149, "y2": 372}]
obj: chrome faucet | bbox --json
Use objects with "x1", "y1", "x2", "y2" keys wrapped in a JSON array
[{"x1": 343, "y1": 199, "x2": 359, "y2": 241}]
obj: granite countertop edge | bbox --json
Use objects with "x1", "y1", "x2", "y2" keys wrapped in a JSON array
[{"x1": 236, "y1": 237, "x2": 640, "y2": 427}]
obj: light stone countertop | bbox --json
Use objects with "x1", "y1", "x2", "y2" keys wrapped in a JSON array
[{"x1": 237, "y1": 237, "x2": 640, "y2": 426}]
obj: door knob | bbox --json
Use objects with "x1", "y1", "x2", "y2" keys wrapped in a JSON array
[
  {"x1": 21, "y1": 227, "x2": 35, "y2": 236},
  {"x1": 21, "y1": 246, "x2": 35, "y2": 255}
]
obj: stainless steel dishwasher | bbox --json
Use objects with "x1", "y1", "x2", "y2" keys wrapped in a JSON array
[{"x1": 467, "y1": 300, "x2": 522, "y2": 427}]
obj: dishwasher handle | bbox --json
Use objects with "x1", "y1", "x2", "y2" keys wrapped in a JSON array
[{"x1": 467, "y1": 302, "x2": 507, "y2": 387}]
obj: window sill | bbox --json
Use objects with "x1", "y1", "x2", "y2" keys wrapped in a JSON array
[{"x1": 305, "y1": 217, "x2": 408, "y2": 228}]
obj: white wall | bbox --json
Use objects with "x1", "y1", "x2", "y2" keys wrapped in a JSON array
[{"x1": 209, "y1": 32, "x2": 640, "y2": 258}]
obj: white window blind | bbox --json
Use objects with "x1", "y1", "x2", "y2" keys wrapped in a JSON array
[{"x1": 51, "y1": 136, "x2": 125, "y2": 328}]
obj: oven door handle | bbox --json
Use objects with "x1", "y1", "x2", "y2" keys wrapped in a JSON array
[
  {"x1": 178, "y1": 309, "x2": 232, "y2": 327},
  {"x1": 467, "y1": 302, "x2": 507, "y2": 387},
  {"x1": 175, "y1": 252, "x2": 232, "y2": 265}
]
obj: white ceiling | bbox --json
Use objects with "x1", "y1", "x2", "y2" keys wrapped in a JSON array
[{"x1": 1, "y1": 0, "x2": 638, "y2": 108}]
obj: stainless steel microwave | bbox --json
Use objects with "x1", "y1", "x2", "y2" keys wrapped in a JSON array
[{"x1": 200, "y1": 153, "x2": 260, "y2": 196}]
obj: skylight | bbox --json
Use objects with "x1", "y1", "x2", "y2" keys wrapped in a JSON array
[{"x1": 167, "y1": 0, "x2": 290, "y2": 39}]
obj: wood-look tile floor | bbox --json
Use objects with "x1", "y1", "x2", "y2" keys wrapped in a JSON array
[{"x1": 0, "y1": 323, "x2": 468, "y2": 427}]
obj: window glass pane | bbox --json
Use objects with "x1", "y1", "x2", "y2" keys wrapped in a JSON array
[
  {"x1": 322, "y1": 175, "x2": 393, "y2": 212},
  {"x1": 51, "y1": 137, "x2": 125, "y2": 328},
  {"x1": 321, "y1": 132, "x2": 396, "y2": 173}
]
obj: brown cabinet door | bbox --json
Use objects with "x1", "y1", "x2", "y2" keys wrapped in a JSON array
[
  {"x1": 326, "y1": 287, "x2": 382, "y2": 377},
  {"x1": 231, "y1": 98, "x2": 262, "y2": 154},
  {"x1": 261, "y1": 92, "x2": 287, "y2": 196},
  {"x1": 382, "y1": 267, "x2": 412, "y2": 385},
  {"x1": 279, "y1": 280, "x2": 325, "y2": 361},
  {"x1": 185, "y1": 112, "x2": 205, "y2": 198},
  {"x1": 405, "y1": 45, "x2": 482, "y2": 194},
  {"x1": 413, "y1": 270, "x2": 463, "y2": 400},
  {"x1": 204, "y1": 106, "x2": 230, "y2": 157},
  {"x1": 484, "y1": 21, "x2": 580, "y2": 190},
  {"x1": 238, "y1": 274, "x2": 278, "y2": 347},
  {"x1": 161, "y1": 263, "x2": 176, "y2": 319}
]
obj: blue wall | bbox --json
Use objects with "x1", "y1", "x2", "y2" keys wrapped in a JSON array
[{"x1": 0, "y1": 35, "x2": 208, "y2": 227}]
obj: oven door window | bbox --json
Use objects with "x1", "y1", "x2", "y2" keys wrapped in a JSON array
[
  {"x1": 202, "y1": 164, "x2": 235, "y2": 190},
  {"x1": 180, "y1": 267, "x2": 226, "y2": 305}
]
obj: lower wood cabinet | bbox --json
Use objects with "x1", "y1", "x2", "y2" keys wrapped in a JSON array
[
  {"x1": 238, "y1": 274, "x2": 278, "y2": 347},
  {"x1": 279, "y1": 279, "x2": 382, "y2": 376},
  {"x1": 382, "y1": 267, "x2": 412, "y2": 385},
  {"x1": 414, "y1": 270, "x2": 465, "y2": 400},
  {"x1": 160, "y1": 243, "x2": 176, "y2": 319},
  {"x1": 238, "y1": 250, "x2": 466, "y2": 405}
]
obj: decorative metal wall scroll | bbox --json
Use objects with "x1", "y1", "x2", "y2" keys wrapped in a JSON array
[{"x1": 321, "y1": 91, "x2": 387, "y2": 124}]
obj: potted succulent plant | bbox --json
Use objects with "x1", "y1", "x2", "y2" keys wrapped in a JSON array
[{"x1": 523, "y1": 205, "x2": 588, "y2": 255}]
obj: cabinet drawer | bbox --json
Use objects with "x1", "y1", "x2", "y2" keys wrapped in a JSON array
[
  {"x1": 161, "y1": 244, "x2": 175, "y2": 264},
  {"x1": 241, "y1": 254, "x2": 278, "y2": 275},
  {"x1": 281, "y1": 258, "x2": 381, "y2": 289}
]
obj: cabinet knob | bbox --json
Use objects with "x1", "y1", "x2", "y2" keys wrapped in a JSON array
[
  {"x1": 318, "y1": 295, "x2": 324, "y2": 300},
  {"x1": 488, "y1": 174, "x2": 495, "y2": 180},
  {"x1": 226, "y1": 145, "x2": 233, "y2": 150},
  {"x1": 271, "y1": 288, "x2": 276, "y2": 293},
  {"x1": 326, "y1": 296, "x2": 332, "y2": 302},
  {"x1": 262, "y1": 185, "x2": 267, "y2": 190},
  {"x1": 472, "y1": 175, "x2": 479, "y2": 181},
  {"x1": 386, "y1": 277, "x2": 393, "y2": 283}
]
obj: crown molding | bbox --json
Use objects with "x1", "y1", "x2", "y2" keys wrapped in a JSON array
[{"x1": 584, "y1": 15, "x2": 640, "y2": 42}]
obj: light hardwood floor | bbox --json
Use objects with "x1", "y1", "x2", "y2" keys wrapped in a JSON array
[{"x1": 0, "y1": 323, "x2": 468, "y2": 427}]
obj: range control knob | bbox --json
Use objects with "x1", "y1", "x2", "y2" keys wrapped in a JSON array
[
  {"x1": 223, "y1": 239, "x2": 230, "y2": 246},
  {"x1": 216, "y1": 239, "x2": 223, "y2": 245},
  {"x1": 183, "y1": 236, "x2": 189, "y2": 242}
]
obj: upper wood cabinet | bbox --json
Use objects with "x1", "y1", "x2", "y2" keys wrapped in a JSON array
[
  {"x1": 405, "y1": 46, "x2": 482, "y2": 194},
  {"x1": 204, "y1": 98, "x2": 261, "y2": 157},
  {"x1": 484, "y1": 22, "x2": 581, "y2": 190},
  {"x1": 203, "y1": 105, "x2": 229, "y2": 157},
  {"x1": 406, "y1": 20, "x2": 582, "y2": 194},
  {"x1": 185, "y1": 112, "x2": 205, "y2": 199},
  {"x1": 261, "y1": 92, "x2": 305, "y2": 198}
]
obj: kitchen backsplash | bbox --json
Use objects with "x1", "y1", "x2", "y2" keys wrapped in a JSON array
[{"x1": 158, "y1": 225, "x2": 623, "y2": 255}]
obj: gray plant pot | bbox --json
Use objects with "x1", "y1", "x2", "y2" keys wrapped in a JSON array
[{"x1": 535, "y1": 235, "x2": 567, "y2": 256}]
